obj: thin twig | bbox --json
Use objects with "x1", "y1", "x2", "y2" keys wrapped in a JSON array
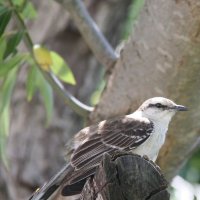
[
  {"x1": 55, "y1": 0, "x2": 118, "y2": 70},
  {"x1": 7, "y1": 0, "x2": 93, "y2": 117}
]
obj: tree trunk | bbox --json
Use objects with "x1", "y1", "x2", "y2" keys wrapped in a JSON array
[{"x1": 90, "y1": 0, "x2": 200, "y2": 181}]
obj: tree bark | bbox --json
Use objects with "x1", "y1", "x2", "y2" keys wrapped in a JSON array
[
  {"x1": 90, "y1": 0, "x2": 200, "y2": 181},
  {"x1": 81, "y1": 153, "x2": 169, "y2": 200}
]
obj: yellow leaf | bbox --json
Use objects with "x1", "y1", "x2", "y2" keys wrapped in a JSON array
[
  {"x1": 50, "y1": 51, "x2": 76, "y2": 85},
  {"x1": 33, "y1": 45, "x2": 52, "y2": 71}
]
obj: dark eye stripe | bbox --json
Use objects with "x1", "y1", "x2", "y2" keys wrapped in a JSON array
[{"x1": 149, "y1": 103, "x2": 168, "y2": 109}]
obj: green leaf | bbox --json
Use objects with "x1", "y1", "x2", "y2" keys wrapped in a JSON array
[
  {"x1": 0, "y1": 6, "x2": 9, "y2": 16},
  {"x1": 0, "y1": 54, "x2": 24, "y2": 77},
  {"x1": 26, "y1": 66, "x2": 38, "y2": 101},
  {"x1": 26, "y1": 62, "x2": 54, "y2": 124},
  {"x1": 0, "y1": 9, "x2": 12, "y2": 36},
  {"x1": 50, "y1": 51, "x2": 76, "y2": 85},
  {"x1": 0, "y1": 104, "x2": 10, "y2": 166},
  {"x1": 12, "y1": 0, "x2": 24, "y2": 7},
  {"x1": 0, "y1": 98, "x2": 10, "y2": 138},
  {"x1": 0, "y1": 67, "x2": 17, "y2": 116},
  {"x1": 22, "y1": 2, "x2": 37, "y2": 20},
  {"x1": 37, "y1": 71, "x2": 53, "y2": 125},
  {"x1": 4, "y1": 31, "x2": 24, "y2": 58},
  {"x1": 0, "y1": 68, "x2": 16, "y2": 166},
  {"x1": 0, "y1": 36, "x2": 6, "y2": 60}
]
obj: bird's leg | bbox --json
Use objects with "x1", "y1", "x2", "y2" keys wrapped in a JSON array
[{"x1": 143, "y1": 155, "x2": 151, "y2": 161}]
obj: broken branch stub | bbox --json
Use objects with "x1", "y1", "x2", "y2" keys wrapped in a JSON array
[{"x1": 81, "y1": 153, "x2": 169, "y2": 200}]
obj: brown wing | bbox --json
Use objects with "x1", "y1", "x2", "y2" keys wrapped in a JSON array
[{"x1": 67, "y1": 116, "x2": 153, "y2": 184}]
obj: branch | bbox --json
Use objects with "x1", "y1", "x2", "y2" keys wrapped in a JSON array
[
  {"x1": 81, "y1": 153, "x2": 169, "y2": 200},
  {"x1": 54, "y1": 0, "x2": 118, "y2": 70},
  {"x1": 8, "y1": 0, "x2": 93, "y2": 117},
  {"x1": 47, "y1": 72, "x2": 94, "y2": 116}
]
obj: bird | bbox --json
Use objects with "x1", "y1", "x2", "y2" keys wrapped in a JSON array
[{"x1": 29, "y1": 97, "x2": 187, "y2": 200}]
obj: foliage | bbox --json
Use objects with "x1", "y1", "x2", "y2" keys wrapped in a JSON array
[
  {"x1": 180, "y1": 149, "x2": 200, "y2": 183},
  {"x1": 0, "y1": 0, "x2": 76, "y2": 163},
  {"x1": 90, "y1": 70, "x2": 105, "y2": 106}
]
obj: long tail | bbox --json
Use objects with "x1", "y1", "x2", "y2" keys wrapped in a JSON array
[{"x1": 29, "y1": 164, "x2": 73, "y2": 200}]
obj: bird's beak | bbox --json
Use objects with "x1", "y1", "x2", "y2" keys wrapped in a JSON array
[{"x1": 173, "y1": 105, "x2": 188, "y2": 111}]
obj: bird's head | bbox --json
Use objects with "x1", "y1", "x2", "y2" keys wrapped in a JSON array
[{"x1": 138, "y1": 97, "x2": 187, "y2": 123}]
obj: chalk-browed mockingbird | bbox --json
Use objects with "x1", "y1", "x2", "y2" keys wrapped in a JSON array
[{"x1": 29, "y1": 97, "x2": 187, "y2": 200}]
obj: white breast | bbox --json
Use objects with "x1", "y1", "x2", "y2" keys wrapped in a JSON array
[{"x1": 132, "y1": 121, "x2": 168, "y2": 161}]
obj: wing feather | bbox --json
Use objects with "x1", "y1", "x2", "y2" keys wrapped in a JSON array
[{"x1": 69, "y1": 116, "x2": 154, "y2": 184}]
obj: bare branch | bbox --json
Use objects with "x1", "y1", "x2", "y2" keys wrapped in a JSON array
[
  {"x1": 55, "y1": 0, "x2": 118, "y2": 70},
  {"x1": 46, "y1": 72, "x2": 94, "y2": 116},
  {"x1": 8, "y1": 0, "x2": 93, "y2": 117}
]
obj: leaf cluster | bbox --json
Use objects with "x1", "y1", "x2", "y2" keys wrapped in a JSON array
[{"x1": 0, "y1": 0, "x2": 76, "y2": 164}]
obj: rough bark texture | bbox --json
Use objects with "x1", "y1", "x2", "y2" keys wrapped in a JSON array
[
  {"x1": 1, "y1": 1, "x2": 132, "y2": 200},
  {"x1": 90, "y1": 0, "x2": 200, "y2": 180},
  {"x1": 81, "y1": 153, "x2": 169, "y2": 200}
]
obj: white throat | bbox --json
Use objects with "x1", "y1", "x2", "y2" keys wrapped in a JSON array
[{"x1": 128, "y1": 109, "x2": 172, "y2": 161}]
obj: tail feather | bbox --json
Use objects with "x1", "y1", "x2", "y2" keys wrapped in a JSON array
[
  {"x1": 61, "y1": 179, "x2": 86, "y2": 196},
  {"x1": 61, "y1": 166, "x2": 96, "y2": 196},
  {"x1": 29, "y1": 164, "x2": 73, "y2": 200},
  {"x1": 29, "y1": 164, "x2": 97, "y2": 199}
]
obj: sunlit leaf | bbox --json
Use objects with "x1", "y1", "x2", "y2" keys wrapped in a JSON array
[
  {"x1": 26, "y1": 66, "x2": 38, "y2": 101},
  {"x1": 33, "y1": 45, "x2": 52, "y2": 71},
  {"x1": 0, "y1": 9, "x2": 12, "y2": 36},
  {"x1": 0, "y1": 54, "x2": 24, "y2": 77},
  {"x1": 12, "y1": 0, "x2": 24, "y2": 7},
  {"x1": 37, "y1": 71, "x2": 53, "y2": 125},
  {"x1": 50, "y1": 51, "x2": 76, "y2": 85},
  {"x1": 12, "y1": 0, "x2": 24, "y2": 6},
  {"x1": 0, "y1": 104, "x2": 9, "y2": 166},
  {"x1": 0, "y1": 36, "x2": 6, "y2": 60},
  {"x1": 4, "y1": 31, "x2": 24, "y2": 58}
]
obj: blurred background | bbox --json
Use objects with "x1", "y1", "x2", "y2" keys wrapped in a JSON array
[{"x1": 0, "y1": 0, "x2": 199, "y2": 200}]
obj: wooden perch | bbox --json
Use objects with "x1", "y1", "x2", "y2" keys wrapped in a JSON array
[{"x1": 80, "y1": 153, "x2": 169, "y2": 200}]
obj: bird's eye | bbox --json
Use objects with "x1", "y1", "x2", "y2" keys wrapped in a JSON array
[{"x1": 155, "y1": 103, "x2": 163, "y2": 108}]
